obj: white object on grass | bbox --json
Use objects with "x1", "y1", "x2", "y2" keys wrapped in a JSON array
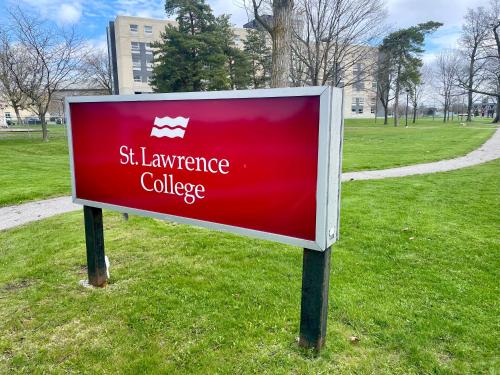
[{"x1": 105, "y1": 256, "x2": 110, "y2": 279}]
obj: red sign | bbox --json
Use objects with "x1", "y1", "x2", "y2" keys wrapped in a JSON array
[{"x1": 67, "y1": 87, "x2": 343, "y2": 250}]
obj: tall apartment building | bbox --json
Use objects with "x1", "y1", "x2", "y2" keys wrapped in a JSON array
[
  {"x1": 342, "y1": 60, "x2": 380, "y2": 119},
  {"x1": 107, "y1": 16, "x2": 177, "y2": 94},
  {"x1": 107, "y1": 15, "x2": 378, "y2": 118},
  {"x1": 107, "y1": 15, "x2": 247, "y2": 95}
]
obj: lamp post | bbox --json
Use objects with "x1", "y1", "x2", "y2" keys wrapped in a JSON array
[{"x1": 405, "y1": 89, "x2": 409, "y2": 127}]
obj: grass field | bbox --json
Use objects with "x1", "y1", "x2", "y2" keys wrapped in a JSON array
[
  {"x1": 0, "y1": 119, "x2": 496, "y2": 207},
  {"x1": 342, "y1": 118, "x2": 496, "y2": 171},
  {"x1": 0, "y1": 160, "x2": 498, "y2": 374},
  {"x1": 0, "y1": 127, "x2": 69, "y2": 207}
]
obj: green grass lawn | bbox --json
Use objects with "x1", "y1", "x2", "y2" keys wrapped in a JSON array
[
  {"x1": 0, "y1": 160, "x2": 498, "y2": 374},
  {"x1": 0, "y1": 126, "x2": 70, "y2": 207},
  {"x1": 0, "y1": 119, "x2": 496, "y2": 207},
  {"x1": 342, "y1": 118, "x2": 496, "y2": 171}
]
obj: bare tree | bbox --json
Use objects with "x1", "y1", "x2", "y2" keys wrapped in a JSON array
[
  {"x1": 7, "y1": 8, "x2": 86, "y2": 141},
  {"x1": 464, "y1": 0, "x2": 500, "y2": 123},
  {"x1": 459, "y1": 6, "x2": 490, "y2": 121},
  {"x1": 290, "y1": 42, "x2": 308, "y2": 86},
  {"x1": 291, "y1": 0, "x2": 386, "y2": 87},
  {"x1": 433, "y1": 50, "x2": 460, "y2": 122},
  {"x1": 0, "y1": 31, "x2": 29, "y2": 125},
  {"x1": 81, "y1": 49, "x2": 112, "y2": 94},
  {"x1": 407, "y1": 65, "x2": 430, "y2": 123},
  {"x1": 376, "y1": 51, "x2": 395, "y2": 124},
  {"x1": 248, "y1": 0, "x2": 294, "y2": 87}
]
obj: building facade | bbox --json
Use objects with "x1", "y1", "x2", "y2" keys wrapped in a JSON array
[
  {"x1": 0, "y1": 88, "x2": 108, "y2": 125},
  {"x1": 107, "y1": 15, "x2": 377, "y2": 118},
  {"x1": 107, "y1": 16, "x2": 176, "y2": 95},
  {"x1": 107, "y1": 15, "x2": 247, "y2": 95}
]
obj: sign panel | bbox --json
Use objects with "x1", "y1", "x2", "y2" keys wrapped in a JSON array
[{"x1": 66, "y1": 87, "x2": 343, "y2": 250}]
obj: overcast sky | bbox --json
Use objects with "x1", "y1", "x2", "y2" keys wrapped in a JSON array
[{"x1": 2, "y1": 0, "x2": 492, "y2": 63}]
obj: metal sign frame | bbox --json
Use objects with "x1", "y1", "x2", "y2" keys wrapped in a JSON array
[{"x1": 65, "y1": 86, "x2": 343, "y2": 251}]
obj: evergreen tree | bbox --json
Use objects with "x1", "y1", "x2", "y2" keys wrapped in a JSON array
[
  {"x1": 213, "y1": 15, "x2": 252, "y2": 90},
  {"x1": 379, "y1": 21, "x2": 442, "y2": 126},
  {"x1": 227, "y1": 48, "x2": 252, "y2": 89},
  {"x1": 243, "y1": 29, "x2": 271, "y2": 88},
  {"x1": 151, "y1": 0, "x2": 233, "y2": 92}
]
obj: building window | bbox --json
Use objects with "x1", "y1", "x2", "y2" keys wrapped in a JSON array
[
  {"x1": 132, "y1": 55, "x2": 141, "y2": 70},
  {"x1": 353, "y1": 63, "x2": 365, "y2": 91},
  {"x1": 352, "y1": 97, "x2": 364, "y2": 114},
  {"x1": 144, "y1": 25, "x2": 153, "y2": 34},
  {"x1": 372, "y1": 81, "x2": 377, "y2": 89},
  {"x1": 131, "y1": 42, "x2": 140, "y2": 52},
  {"x1": 5, "y1": 112, "x2": 11, "y2": 118},
  {"x1": 130, "y1": 24, "x2": 138, "y2": 33},
  {"x1": 371, "y1": 106, "x2": 376, "y2": 114},
  {"x1": 353, "y1": 63, "x2": 364, "y2": 73},
  {"x1": 133, "y1": 74, "x2": 141, "y2": 83},
  {"x1": 354, "y1": 78, "x2": 365, "y2": 91}
]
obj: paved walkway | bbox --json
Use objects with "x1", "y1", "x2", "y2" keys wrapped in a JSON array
[
  {"x1": 1, "y1": 128, "x2": 499, "y2": 231},
  {"x1": 342, "y1": 126, "x2": 500, "y2": 181},
  {"x1": 1, "y1": 196, "x2": 80, "y2": 231}
]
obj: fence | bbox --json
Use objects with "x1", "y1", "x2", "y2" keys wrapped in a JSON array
[{"x1": 3, "y1": 116, "x2": 65, "y2": 126}]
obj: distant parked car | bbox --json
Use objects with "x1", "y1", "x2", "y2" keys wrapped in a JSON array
[
  {"x1": 49, "y1": 116, "x2": 63, "y2": 124},
  {"x1": 27, "y1": 118, "x2": 41, "y2": 125}
]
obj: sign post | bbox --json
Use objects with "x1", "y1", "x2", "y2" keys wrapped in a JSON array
[
  {"x1": 299, "y1": 247, "x2": 331, "y2": 350},
  {"x1": 83, "y1": 206, "x2": 107, "y2": 287},
  {"x1": 66, "y1": 86, "x2": 343, "y2": 349}
]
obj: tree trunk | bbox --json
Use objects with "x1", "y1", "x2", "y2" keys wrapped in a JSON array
[
  {"x1": 412, "y1": 105, "x2": 417, "y2": 123},
  {"x1": 443, "y1": 98, "x2": 448, "y2": 122},
  {"x1": 270, "y1": 0, "x2": 293, "y2": 88},
  {"x1": 14, "y1": 105, "x2": 22, "y2": 125},
  {"x1": 393, "y1": 89, "x2": 399, "y2": 127},
  {"x1": 491, "y1": 25, "x2": 500, "y2": 123},
  {"x1": 494, "y1": 96, "x2": 500, "y2": 123},
  {"x1": 382, "y1": 102, "x2": 388, "y2": 125},
  {"x1": 467, "y1": 89, "x2": 473, "y2": 122},
  {"x1": 393, "y1": 66, "x2": 401, "y2": 126},
  {"x1": 40, "y1": 112, "x2": 48, "y2": 141},
  {"x1": 466, "y1": 49, "x2": 476, "y2": 122}
]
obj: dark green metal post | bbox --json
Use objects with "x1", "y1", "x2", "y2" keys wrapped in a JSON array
[
  {"x1": 299, "y1": 247, "x2": 331, "y2": 350},
  {"x1": 83, "y1": 206, "x2": 108, "y2": 287}
]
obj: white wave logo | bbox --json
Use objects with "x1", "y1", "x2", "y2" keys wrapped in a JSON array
[{"x1": 150, "y1": 116, "x2": 190, "y2": 139}]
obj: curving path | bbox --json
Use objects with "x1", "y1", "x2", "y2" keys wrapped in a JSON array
[
  {"x1": 1, "y1": 127, "x2": 499, "y2": 231},
  {"x1": 343, "y1": 126, "x2": 500, "y2": 181}
]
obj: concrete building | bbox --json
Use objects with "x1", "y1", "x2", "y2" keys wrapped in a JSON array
[
  {"x1": 0, "y1": 88, "x2": 108, "y2": 125},
  {"x1": 107, "y1": 16, "x2": 177, "y2": 95},
  {"x1": 341, "y1": 60, "x2": 379, "y2": 119},
  {"x1": 107, "y1": 15, "x2": 377, "y2": 118},
  {"x1": 107, "y1": 15, "x2": 247, "y2": 95}
]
